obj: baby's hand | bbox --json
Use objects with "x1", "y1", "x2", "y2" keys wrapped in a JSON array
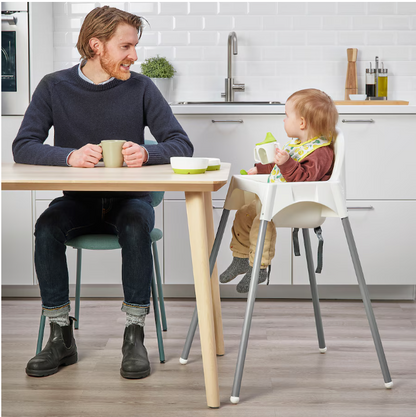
[
  {"x1": 247, "y1": 166, "x2": 258, "y2": 175},
  {"x1": 274, "y1": 147, "x2": 289, "y2": 166}
]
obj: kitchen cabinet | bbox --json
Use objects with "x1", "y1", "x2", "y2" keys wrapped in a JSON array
[{"x1": 1, "y1": 191, "x2": 34, "y2": 285}]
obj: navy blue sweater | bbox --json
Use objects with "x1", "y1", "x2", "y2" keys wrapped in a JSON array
[{"x1": 12, "y1": 65, "x2": 193, "y2": 198}]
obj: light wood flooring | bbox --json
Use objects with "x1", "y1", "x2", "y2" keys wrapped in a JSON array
[{"x1": 2, "y1": 297, "x2": 416, "y2": 417}]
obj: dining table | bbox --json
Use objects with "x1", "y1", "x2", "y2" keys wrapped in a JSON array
[{"x1": 1, "y1": 161, "x2": 231, "y2": 408}]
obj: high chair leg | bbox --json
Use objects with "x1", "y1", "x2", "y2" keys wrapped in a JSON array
[
  {"x1": 180, "y1": 209, "x2": 230, "y2": 365},
  {"x1": 302, "y1": 228, "x2": 326, "y2": 352},
  {"x1": 341, "y1": 217, "x2": 393, "y2": 388},
  {"x1": 230, "y1": 219, "x2": 269, "y2": 404}
]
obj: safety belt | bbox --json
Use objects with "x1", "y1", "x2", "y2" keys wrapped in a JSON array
[{"x1": 292, "y1": 227, "x2": 324, "y2": 273}]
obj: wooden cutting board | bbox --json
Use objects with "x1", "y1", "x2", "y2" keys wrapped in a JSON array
[{"x1": 335, "y1": 100, "x2": 409, "y2": 105}]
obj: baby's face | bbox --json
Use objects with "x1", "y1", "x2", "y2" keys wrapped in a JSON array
[{"x1": 283, "y1": 99, "x2": 303, "y2": 138}]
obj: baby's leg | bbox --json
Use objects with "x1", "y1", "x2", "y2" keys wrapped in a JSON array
[{"x1": 220, "y1": 200, "x2": 257, "y2": 283}]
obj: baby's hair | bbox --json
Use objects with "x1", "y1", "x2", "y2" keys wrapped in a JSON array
[{"x1": 287, "y1": 89, "x2": 338, "y2": 144}]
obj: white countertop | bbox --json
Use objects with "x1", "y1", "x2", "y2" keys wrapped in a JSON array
[{"x1": 171, "y1": 103, "x2": 416, "y2": 115}]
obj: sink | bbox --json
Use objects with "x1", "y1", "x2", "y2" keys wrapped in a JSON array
[{"x1": 174, "y1": 101, "x2": 283, "y2": 105}]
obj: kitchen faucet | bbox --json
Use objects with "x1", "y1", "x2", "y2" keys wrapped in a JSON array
[{"x1": 222, "y1": 32, "x2": 245, "y2": 102}]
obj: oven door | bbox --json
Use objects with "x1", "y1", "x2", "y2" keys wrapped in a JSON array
[{"x1": 1, "y1": 8, "x2": 29, "y2": 115}]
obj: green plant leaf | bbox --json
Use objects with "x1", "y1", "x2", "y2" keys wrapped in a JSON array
[{"x1": 140, "y1": 55, "x2": 176, "y2": 78}]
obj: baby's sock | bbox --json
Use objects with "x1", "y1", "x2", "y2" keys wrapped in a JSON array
[
  {"x1": 126, "y1": 312, "x2": 146, "y2": 327},
  {"x1": 236, "y1": 266, "x2": 268, "y2": 293},
  {"x1": 220, "y1": 257, "x2": 250, "y2": 283},
  {"x1": 49, "y1": 313, "x2": 70, "y2": 327}
]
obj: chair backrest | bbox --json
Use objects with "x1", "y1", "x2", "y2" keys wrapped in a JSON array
[
  {"x1": 145, "y1": 139, "x2": 164, "y2": 208},
  {"x1": 224, "y1": 129, "x2": 348, "y2": 228}
]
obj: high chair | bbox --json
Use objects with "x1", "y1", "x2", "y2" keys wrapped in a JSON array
[{"x1": 180, "y1": 129, "x2": 393, "y2": 403}]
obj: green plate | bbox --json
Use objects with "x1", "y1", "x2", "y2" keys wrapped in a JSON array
[
  {"x1": 173, "y1": 168, "x2": 207, "y2": 175},
  {"x1": 207, "y1": 165, "x2": 221, "y2": 171}
]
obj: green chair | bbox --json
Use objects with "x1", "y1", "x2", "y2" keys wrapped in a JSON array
[{"x1": 36, "y1": 190, "x2": 167, "y2": 363}]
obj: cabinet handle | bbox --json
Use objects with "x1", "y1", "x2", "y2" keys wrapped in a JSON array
[
  {"x1": 341, "y1": 119, "x2": 374, "y2": 123},
  {"x1": 347, "y1": 206, "x2": 374, "y2": 211},
  {"x1": 211, "y1": 119, "x2": 243, "y2": 123},
  {"x1": 212, "y1": 206, "x2": 224, "y2": 210}
]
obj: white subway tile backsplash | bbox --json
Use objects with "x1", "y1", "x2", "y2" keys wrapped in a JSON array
[
  {"x1": 293, "y1": 16, "x2": 323, "y2": 30},
  {"x1": 159, "y1": 2, "x2": 189, "y2": 16},
  {"x1": 234, "y1": 15, "x2": 263, "y2": 31},
  {"x1": 52, "y1": 2, "x2": 416, "y2": 103},
  {"x1": 353, "y1": 15, "x2": 381, "y2": 30},
  {"x1": 175, "y1": 16, "x2": 204, "y2": 31},
  {"x1": 382, "y1": 16, "x2": 411, "y2": 31},
  {"x1": 219, "y1": 2, "x2": 248, "y2": 15},
  {"x1": 205, "y1": 15, "x2": 234, "y2": 31},
  {"x1": 307, "y1": 2, "x2": 337, "y2": 16},
  {"x1": 323, "y1": 16, "x2": 352, "y2": 31},
  {"x1": 337, "y1": 3, "x2": 367, "y2": 16},
  {"x1": 367, "y1": 31, "x2": 397, "y2": 46},
  {"x1": 128, "y1": 3, "x2": 159, "y2": 15},
  {"x1": 248, "y1": 2, "x2": 277, "y2": 16},
  {"x1": 368, "y1": 2, "x2": 397, "y2": 16}
]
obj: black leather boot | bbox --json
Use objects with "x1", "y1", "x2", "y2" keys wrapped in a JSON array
[
  {"x1": 120, "y1": 324, "x2": 150, "y2": 379},
  {"x1": 26, "y1": 317, "x2": 77, "y2": 377}
]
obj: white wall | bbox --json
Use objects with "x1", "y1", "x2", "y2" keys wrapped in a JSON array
[{"x1": 52, "y1": 2, "x2": 416, "y2": 103}]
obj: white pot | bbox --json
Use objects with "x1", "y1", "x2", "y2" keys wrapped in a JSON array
[{"x1": 150, "y1": 78, "x2": 173, "y2": 103}]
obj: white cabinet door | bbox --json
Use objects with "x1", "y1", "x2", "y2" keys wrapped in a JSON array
[
  {"x1": 34, "y1": 199, "x2": 163, "y2": 285},
  {"x1": 293, "y1": 201, "x2": 416, "y2": 285},
  {"x1": 172, "y1": 115, "x2": 284, "y2": 200},
  {"x1": 164, "y1": 199, "x2": 292, "y2": 285},
  {"x1": 1, "y1": 191, "x2": 34, "y2": 285},
  {"x1": 339, "y1": 115, "x2": 416, "y2": 200}
]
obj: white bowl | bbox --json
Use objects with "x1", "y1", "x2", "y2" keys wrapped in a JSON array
[
  {"x1": 202, "y1": 157, "x2": 221, "y2": 171},
  {"x1": 170, "y1": 157, "x2": 209, "y2": 174},
  {"x1": 349, "y1": 94, "x2": 367, "y2": 101}
]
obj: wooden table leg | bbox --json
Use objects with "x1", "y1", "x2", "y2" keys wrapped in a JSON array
[
  {"x1": 185, "y1": 191, "x2": 220, "y2": 408},
  {"x1": 203, "y1": 191, "x2": 225, "y2": 356}
]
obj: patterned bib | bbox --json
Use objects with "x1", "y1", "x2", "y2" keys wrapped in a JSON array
[{"x1": 269, "y1": 136, "x2": 331, "y2": 183}]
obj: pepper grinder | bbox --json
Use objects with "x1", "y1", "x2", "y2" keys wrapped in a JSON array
[{"x1": 345, "y1": 48, "x2": 358, "y2": 100}]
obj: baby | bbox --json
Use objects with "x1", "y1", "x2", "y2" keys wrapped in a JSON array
[{"x1": 220, "y1": 88, "x2": 339, "y2": 293}]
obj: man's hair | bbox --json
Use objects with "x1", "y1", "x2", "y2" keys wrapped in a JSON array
[
  {"x1": 76, "y1": 6, "x2": 145, "y2": 60},
  {"x1": 287, "y1": 89, "x2": 339, "y2": 143}
]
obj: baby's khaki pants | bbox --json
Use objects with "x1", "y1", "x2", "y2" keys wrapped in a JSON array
[{"x1": 230, "y1": 199, "x2": 276, "y2": 268}]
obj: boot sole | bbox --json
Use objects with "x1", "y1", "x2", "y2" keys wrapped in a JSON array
[
  {"x1": 26, "y1": 352, "x2": 78, "y2": 377},
  {"x1": 120, "y1": 366, "x2": 151, "y2": 379}
]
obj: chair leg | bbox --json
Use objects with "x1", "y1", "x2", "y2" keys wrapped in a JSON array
[
  {"x1": 302, "y1": 228, "x2": 327, "y2": 352},
  {"x1": 74, "y1": 248, "x2": 82, "y2": 330},
  {"x1": 180, "y1": 209, "x2": 230, "y2": 364},
  {"x1": 151, "y1": 273, "x2": 165, "y2": 363},
  {"x1": 341, "y1": 217, "x2": 393, "y2": 388},
  {"x1": 230, "y1": 219, "x2": 269, "y2": 404},
  {"x1": 36, "y1": 314, "x2": 46, "y2": 355},
  {"x1": 152, "y1": 241, "x2": 167, "y2": 331}
]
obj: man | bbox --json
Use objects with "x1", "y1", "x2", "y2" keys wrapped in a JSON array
[{"x1": 13, "y1": 6, "x2": 193, "y2": 379}]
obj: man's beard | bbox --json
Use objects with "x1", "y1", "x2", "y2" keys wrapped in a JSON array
[{"x1": 100, "y1": 48, "x2": 134, "y2": 81}]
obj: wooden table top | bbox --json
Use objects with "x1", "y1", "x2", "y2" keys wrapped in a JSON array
[{"x1": 1, "y1": 162, "x2": 231, "y2": 193}]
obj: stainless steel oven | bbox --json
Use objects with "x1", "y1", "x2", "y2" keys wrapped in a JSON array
[{"x1": 1, "y1": 2, "x2": 29, "y2": 115}]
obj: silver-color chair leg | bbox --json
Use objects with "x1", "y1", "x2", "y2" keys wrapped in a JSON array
[
  {"x1": 180, "y1": 209, "x2": 230, "y2": 364},
  {"x1": 341, "y1": 217, "x2": 393, "y2": 388},
  {"x1": 230, "y1": 219, "x2": 269, "y2": 404},
  {"x1": 302, "y1": 228, "x2": 326, "y2": 352}
]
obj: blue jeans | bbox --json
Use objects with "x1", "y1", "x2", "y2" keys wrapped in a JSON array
[{"x1": 34, "y1": 194, "x2": 155, "y2": 317}]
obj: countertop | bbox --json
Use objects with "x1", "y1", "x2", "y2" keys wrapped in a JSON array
[{"x1": 171, "y1": 103, "x2": 416, "y2": 115}]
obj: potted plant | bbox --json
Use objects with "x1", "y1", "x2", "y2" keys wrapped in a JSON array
[{"x1": 141, "y1": 55, "x2": 176, "y2": 102}]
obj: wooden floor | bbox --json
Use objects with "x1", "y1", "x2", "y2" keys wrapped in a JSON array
[{"x1": 2, "y1": 297, "x2": 416, "y2": 416}]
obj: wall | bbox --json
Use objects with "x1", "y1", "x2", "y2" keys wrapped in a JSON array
[{"x1": 51, "y1": 2, "x2": 416, "y2": 103}]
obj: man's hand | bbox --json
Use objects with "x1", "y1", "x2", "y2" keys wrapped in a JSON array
[
  {"x1": 274, "y1": 147, "x2": 290, "y2": 166},
  {"x1": 68, "y1": 144, "x2": 102, "y2": 168},
  {"x1": 122, "y1": 141, "x2": 148, "y2": 167}
]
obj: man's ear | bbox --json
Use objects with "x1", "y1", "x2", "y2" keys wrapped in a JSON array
[
  {"x1": 300, "y1": 116, "x2": 307, "y2": 131},
  {"x1": 89, "y1": 37, "x2": 103, "y2": 56}
]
